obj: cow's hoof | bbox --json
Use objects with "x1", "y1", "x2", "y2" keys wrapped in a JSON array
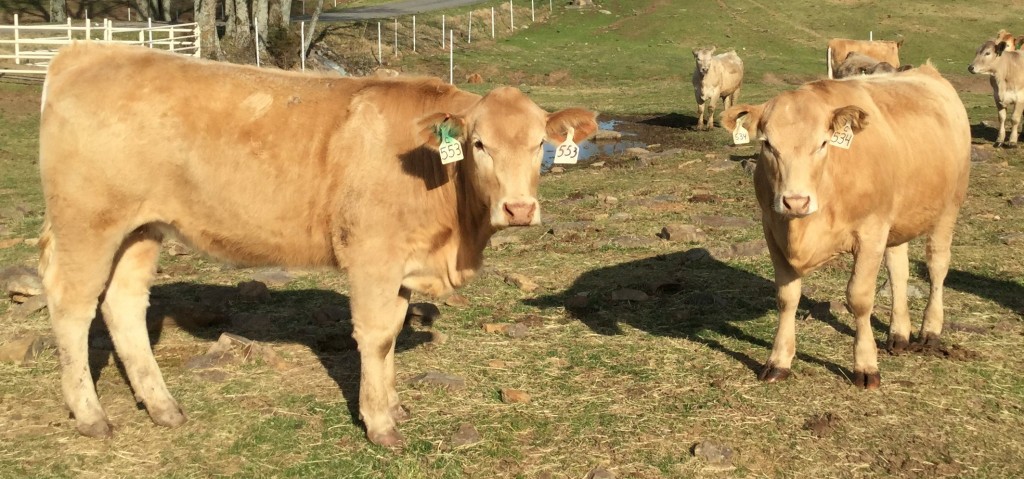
[
  {"x1": 886, "y1": 335, "x2": 909, "y2": 354},
  {"x1": 1004, "y1": 142, "x2": 1019, "y2": 149},
  {"x1": 76, "y1": 419, "x2": 114, "y2": 438},
  {"x1": 758, "y1": 363, "x2": 791, "y2": 383},
  {"x1": 852, "y1": 370, "x2": 881, "y2": 390},
  {"x1": 390, "y1": 404, "x2": 411, "y2": 423},
  {"x1": 994, "y1": 142, "x2": 1004, "y2": 148},
  {"x1": 149, "y1": 403, "x2": 188, "y2": 428},
  {"x1": 917, "y1": 332, "x2": 941, "y2": 349},
  {"x1": 368, "y1": 427, "x2": 405, "y2": 448}
]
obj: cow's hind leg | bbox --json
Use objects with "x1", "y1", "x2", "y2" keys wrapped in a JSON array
[
  {"x1": 42, "y1": 223, "x2": 124, "y2": 437},
  {"x1": 348, "y1": 264, "x2": 409, "y2": 447},
  {"x1": 100, "y1": 225, "x2": 186, "y2": 429},
  {"x1": 919, "y1": 216, "x2": 956, "y2": 347},
  {"x1": 847, "y1": 235, "x2": 886, "y2": 389},
  {"x1": 884, "y1": 243, "x2": 911, "y2": 353},
  {"x1": 995, "y1": 103, "x2": 1008, "y2": 147},
  {"x1": 760, "y1": 230, "x2": 801, "y2": 382},
  {"x1": 1007, "y1": 101, "x2": 1023, "y2": 147}
]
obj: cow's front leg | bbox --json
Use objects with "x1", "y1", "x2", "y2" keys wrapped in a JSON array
[
  {"x1": 348, "y1": 266, "x2": 409, "y2": 447},
  {"x1": 706, "y1": 95, "x2": 719, "y2": 130},
  {"x1": 884, "y1": 243, "x2": 911, "y2": 353},
  {"x1": 760, "y1": 233, "x2": 801, "y2": 382},
  {"x1": 848, "y1": 236, "x2": 886, "y2": 390},
  {"x1": 696, "y1": 100, "x2": 707, "y2": 130}
]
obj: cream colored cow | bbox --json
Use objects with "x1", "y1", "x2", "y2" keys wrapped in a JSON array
[
  {"x1": 38, "y1": 42, "x2": 597, "y2": 446},
  {"x1": 692, "y1": 46, "x2": 744, "y2": 130}
]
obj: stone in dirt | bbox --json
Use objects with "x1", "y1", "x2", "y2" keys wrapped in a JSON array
[
  {"x1": 430, "y1": 330, "x2": 448, "y2": 345},
  {"x1": 0, "y1": 238, "x2": 24, "y2": 249},
  {"x1": 803, "y1": 412, "x2": 841, "y2": 438},
  {"x1": 659, "y1": 224, "x2": 707, "y2": 243},
  {"x1": 624, "y1": 147, "x2": 650, "y2": 158},
  {"x1": 585, "y1": 468, "x2": 615, "y2": 479},
  {"x1": 607, "y1": 236, "x2": 661, "y2": 248},
  {"x1": 593, "y1": 130, "x2": 621, "y2": 140},
  {"x1": 611, "y1": 289, "x2": 650, "y2": 302},
  {"x1": 549, "y1": 166, "x2": 565, "y2": 174},
  {"x1": 155, "y1": 302, "x2": 229, "y2": 331},
  {"x1": 444, "y1": 293, "x2": 470, "y2": 308},
  {"x1": 504, "y1": 323, "x2": 529, "y2": 339},
  {"x1": 407, "y1": 371, "x2": 466, "y2": 390},
  {"x1": 1008, "y1": 195, "x2": 1024, "y2": 207},
  {"x1": 590, "y1": 161, "x2": 606, "y2": 168},
  {"x1": 312, "y1": 305, "x2": 348, "y2": 328},
  {"x1": 237, "y1": 280, "x2": 271, "y2": 301},
  {"x1": 2, "y1": 265, "x2": 44, "y2": 299},
  {"x1": 1000, "y1": 233, "x2": 1024, "y2": 245},
  {"x1": 729, "y1": 239, "x2": 768, "y2": 258},
  {"x1": 970, "y1": 145, "x2": 992, "y2": 162},
  {"x1": 489, "y1": 230, "x2": 522, "y2": 247},
  {"x1": 482, "y1": 323, "x2": 510, "y2": 334},
  {"x1": 0, "y1": 334, "x2": 54, "y2": 366},
  {"x1": 10, "y1": 293, "x2": 48, "y2": 319},
  {"x1": 250, "y1": 268, "x2": 293, "y2": 286},
  {"x1": 504, "y1": 273, "x2": 540, "y2": 292},
  {"x1": 609, "y1": 212, "x2": 631, "y2": 222},
  {"x1": 692, "y1": 440, "x2": 735, "y2": 469},
  {"x1": 598, "y1": 194, "x2": 619, "y2": 205},
  {"x1": 450, "y1": 423, "x2": 482, "y2": 447},
  {"x1": 905, "y1": 342, "x2": 979, "y2": 361},
  {"x1": 165, "y1": 240, "x2": 192, "y2": 256},
  {"x1": 688, "y1": 193, "x2": 720, "y2": 204},
  {"x1": 500, "y1": 388, "x2": 531, "y2": 404},
  {"x1": 805, "y1": 301, "x2": 849, "y2": 320},
  {"x1": 707, "y1": 160, "x2": 738, "y2": 172},
  {"x1": 695, "y1": 215, "x2": 757, "y2": 229}
]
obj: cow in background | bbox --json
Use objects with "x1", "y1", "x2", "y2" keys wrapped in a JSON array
[
  {"x1": 834, "y1": 51, "x2": 911, "y2": 79},
  {"x1": 995, "y1": 29, "x2": 1019, "y2": 51},
  {"x1": 722, "y1": 63, "x2": 970, "y2": 389},
  {"x1": 692, "y1": 46, "x2": 744, "y2": 130},
  {"x1": 969, "y1": 39, "x2": 1024, "y2": 147},
  {"x1": 38, "y1": 43, "x2": 598, "y2": 446},
  {"x1": 827, "y1": 37, "x2": 902, "y2": 79}
]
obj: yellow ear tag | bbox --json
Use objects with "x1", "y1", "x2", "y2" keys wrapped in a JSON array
[
  {"x1": 732, "y1": 117, "x2": 750, "y2": 145},
  {"x1": 552, "y1": 127, "x2": 580, "y2": 165},
  {"x1": 829, "y1": 122, "x2": 854, "y2": 149},
  {"x1": 438, "y1": 124, "x2": 465, "y2": 165}
]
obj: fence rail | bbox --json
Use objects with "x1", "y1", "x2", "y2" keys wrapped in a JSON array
[{"x1": 0, "y1": 14, "x2": 200, "y2": 75}]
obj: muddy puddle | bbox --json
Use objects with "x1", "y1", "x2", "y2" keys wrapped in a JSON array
[{"x1": 542, "y1": 119, "x2": 648, "y2": 169}]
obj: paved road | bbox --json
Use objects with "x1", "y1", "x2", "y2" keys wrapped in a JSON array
[{"x1": 296, "y1": 0, "x2": 490, "y2": 22}]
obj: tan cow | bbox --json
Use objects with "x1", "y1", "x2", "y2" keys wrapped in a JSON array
[
  {"x1": 970, "y1": 39, "x2": 1024, "y2": 147},
  {"x1": 38, "y1": 43, "x2": 597, "y2": 446},
  {"x1": 722, "y1": 63, "x2": 970, "y2": 389},
  {"x1": 995, "y1": 29, "x2": 1018, "y2": 51},
  {"x1": 826, "y1": 37, "x2": 902, "y2": 79},
  {"x1": 692, "y1": 47, "x2": 744, "y2": 130}
]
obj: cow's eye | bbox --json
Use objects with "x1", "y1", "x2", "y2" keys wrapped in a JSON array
[
  {"x1": 820, "y1": 140, "x2": 828, "y2": 150},
  {"x1": 474, "y1": 140, "x2": 484, "y2": 150}
]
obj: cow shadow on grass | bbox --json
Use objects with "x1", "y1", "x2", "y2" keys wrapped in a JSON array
[
  {"x1": 525, "y1": 248, "x2": 857, "y2": 382},
  {"x1": 87, "y1": 281, "x2": 433, "y2": 430},
  {"x1": 914, "y1": 261, "x2": 1024, "y2": 316}
]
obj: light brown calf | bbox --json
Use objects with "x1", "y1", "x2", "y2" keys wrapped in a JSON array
[
  {"x1": 692, "y1": 47, "x2": 744, "y2": 130},
  {"x1": 722, "y1": 63, "x2": 970, "y2": 389},
  {"x1": 826, "y1": 38, "x2": 902, "y2": 79},
  {"x1": 995, "y1": 29, "x2": 1018, "y2": 51},
  {"x1": 38, "y1": 43, "x2": 597, "y2": 446},
  {"x1": 969, "y1": 39, "x2": 1024, "y2": 147}
]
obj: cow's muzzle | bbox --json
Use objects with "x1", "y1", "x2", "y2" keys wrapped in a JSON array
[
  {"x1": 967, "y1": 65, "x2": 975, "y2": 74},
  {"x1": 780, "y1": 194, "x2": 813, "y2": 217},
  {"x1": 502, "y1": 200, "x2": 538, "y2": 226}
]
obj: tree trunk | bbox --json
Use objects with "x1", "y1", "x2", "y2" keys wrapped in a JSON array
[
  {"x1": 49, "y1": 0, "x2": 67, "y2": 22},
  {"x1": 136, "y1": 0, "x2": 151, "y2": 21},
  {"x1": 303, "y1": 0, "x2": 324, "y2": 56},
  {"x1": 161, "y1": 0, "x2": 172, "y2": 21},
  {"x1": 225, "y1": 0, "x2": 252, "y2": 49},
  {"x1": 196, "y1": 0, "x2": 221, "y2": 59},
  {"x1": 268, "y1": 0, "x2": 291, "y2": 31},
  {"x1": 254, "y1": 0, "x2": 268, "y2": 40}
]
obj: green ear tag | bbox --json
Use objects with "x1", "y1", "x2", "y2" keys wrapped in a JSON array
[{"x1": 437, "y1": 123, "x2": 465, "y2": 164}]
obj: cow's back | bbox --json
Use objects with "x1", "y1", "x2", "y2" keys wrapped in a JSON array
[
  {"x1": 40, "y1": 43, "x2": 478, "y2": 268},
  {"x1": 817, "y1": 65, "x2": 969, "y2": 241},
  {"x1": 828, "y1": 39, "x2": 901, "y2": 71}
]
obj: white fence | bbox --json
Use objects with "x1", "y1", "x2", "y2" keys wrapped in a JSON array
[{"x1": 0, "y1": 14, "x2": 200, "y2": 75}]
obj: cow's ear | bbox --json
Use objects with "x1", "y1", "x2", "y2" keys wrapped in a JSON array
[
  {"x1": 996, "y1": 40, "x2": 1009, "y2": 56},
  {"x1": 830, "y1": 105, "x2": 869, "y2": 134},
  {"x1": 546, "y1": 108, "x2": 598, "y2": 144},
  {"x1": 416, "y1": 112, "x2": 468, "y2": 151},
  {"x1": 722, "y1": 104, "x2": 764, "y2": 138},
  {"x1": 692, "y1": 48, "x2": 699, "y2": 58}
]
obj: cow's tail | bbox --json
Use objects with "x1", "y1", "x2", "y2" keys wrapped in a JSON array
[
  {"x1": 827, "y1": 46, "x2": 834, "y2": 79},
  {"x1": 38, "y1": 216, "x2": 54, "y2": 280}
]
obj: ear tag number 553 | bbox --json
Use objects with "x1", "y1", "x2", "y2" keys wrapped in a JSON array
[
  {"x1": 553, "y1": 127, "x2": 580, "y2": 164},
  {"x1": 438, "y1": 125, "x2": 465, "y2": 165}
]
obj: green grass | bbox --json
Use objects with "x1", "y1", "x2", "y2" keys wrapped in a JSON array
[{"x1": 3, "y1": 0, "x2": 1024, "y2": 477}]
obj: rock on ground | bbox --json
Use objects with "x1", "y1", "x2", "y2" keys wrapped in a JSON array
[
  {"x1": 450, "y1": 423, "x2": 482, "y2": 447},
  {"x1": 500, "y1": 388, "x2": 531, "y2": 404},
  {"x1": 407, "y1": 371, "x2": 466, "y2": 390}
]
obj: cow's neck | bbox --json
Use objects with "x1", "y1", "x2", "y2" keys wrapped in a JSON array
[{"x1": 451, "y1": 162, "x2": 495, "y2": 274}]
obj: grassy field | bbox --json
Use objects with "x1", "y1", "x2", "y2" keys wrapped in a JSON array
[{"x1": 3, "y1": 0, "x2": 1024, "y2": 477}]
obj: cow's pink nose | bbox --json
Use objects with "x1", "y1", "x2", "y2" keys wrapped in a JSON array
[
  {"x1": 503, "y1": 201, "x2": 536, "y2": 226},
  {"x1": 782, "y1": 195, "x2": 811, "y2": 215}
]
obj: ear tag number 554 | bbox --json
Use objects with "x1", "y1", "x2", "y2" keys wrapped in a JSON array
[
  {"x1": 438, "y1": 125, "x2": 465, "y2": 165},
  {"x1": 553, "y1": 127, "x2": 580, "y2": 164}
]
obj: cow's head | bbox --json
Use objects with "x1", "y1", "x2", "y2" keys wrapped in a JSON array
[
  {"x1": 723, "y1": 93, "x2": 869, "y2": 218},
  {"x1": 419, "y1": 87, "x2": 597, "y2": 229},
  {"x1": 693, "y1": 47, "x2": 716, "y2": 75},
  {"x1": 969, "y1": 40, "x2": 1007, "y2": 75}
]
